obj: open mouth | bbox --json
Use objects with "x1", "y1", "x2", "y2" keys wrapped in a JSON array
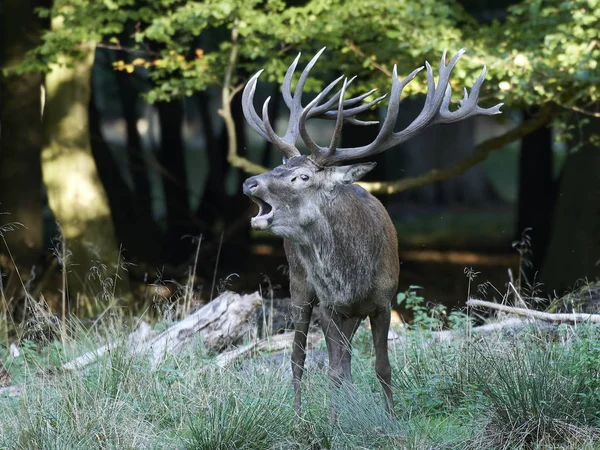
[{"x1": 249, "y1": 196, "x2": 274, "y2": 230}]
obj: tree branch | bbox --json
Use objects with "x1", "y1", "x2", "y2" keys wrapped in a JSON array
[
  {"x1": 344, "y1": 40, "x2": 392, "y2": 77},
  {"x1": 558, "y1": 103, "x2": 600, "y2": 118},
  {"x1": 95, "y1": 42, "x2": 160, "y2": 57},
  {"x1": 357, "y1": 103, "x2": 554, "y2": 194},
  {"x1": 217, "y1": 19, "x2": 268, "y2": 175},
  {"x1": 467, "y1": 298, "x2": 600, "y2": 323}
]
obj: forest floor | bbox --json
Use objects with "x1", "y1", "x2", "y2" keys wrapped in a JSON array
[{"x1": 2, "y1": 309, "x2": 600, "y2": 449}]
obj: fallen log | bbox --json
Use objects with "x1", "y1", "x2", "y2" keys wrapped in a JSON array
[
  {"x1": 2, "y1": 291, "x2": 264, "y2": 395},
  {"x1": 424, "y1": 317, "x2": 555, "y2": 343},
  {"x1": 210, "y1": 317, "x2": 554, "y2": 370},
  {"x1": 63, "y1": 291, "x2": 263, "y2": 371},
  {"x1": 63, "y1": 321, "x2": 153, "y2": 371},
  {"x1": 135, "y1": 291, "x2": 263, "y2": 367},
  {"x1": 212, "y1": 331, "x2": 322, "y2": 370},
  {"x1": 0, "y1": 384, "x2": 22, "y2": 397},
  {"x1": 467, "y1": 298, "x2": 600, "y2": 323}
]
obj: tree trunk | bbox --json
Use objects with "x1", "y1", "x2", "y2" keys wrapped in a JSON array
[
  {"x1": 516, "y1": 109, "x2": 555, "y2": 276},
  {"x1": 113, "y1": 65, "x2": 154, "y2": 220},
  {"x1": 0, "y1": 0, "x2": 44, "y2": 267},
  {"x1": 195, "y1": 91, "x2": 224, "y2": 240},
  {"x1": 198, "y1": 92, "x2": 252, "y2": 275},
  {"x1": 89, "y1": 70, "x2": 161, "y2": 263},
  {"x1": 540, "y1": 116, "x2": 600, "y2": 294},
  {"x1": 156, "y1": 100, "x2": 193, "y2": 263},
  {"x1": 42, "y1": 26, "x2": 128, "y2": 304}
]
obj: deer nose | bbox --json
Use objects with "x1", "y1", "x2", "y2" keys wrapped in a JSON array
[{"x1": 243, "y1": 177, "x2": 260, "y2": 195}]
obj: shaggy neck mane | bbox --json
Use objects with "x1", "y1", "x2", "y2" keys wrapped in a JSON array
[{"x1": 292, "y1": 186, "x2": 383, "y2": 306}]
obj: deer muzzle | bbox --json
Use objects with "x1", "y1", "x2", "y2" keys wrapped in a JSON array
[{"x1": 243, "y1": 177, "x2": 274, "y2": 230}]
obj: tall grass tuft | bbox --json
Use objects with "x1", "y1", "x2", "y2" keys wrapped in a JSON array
[
  {"x1": 182, "y1": 378, "x2": 292, "y2": 450},
  {"x1": 467, "y1": 335, "x2": 600, "y2": 449}
]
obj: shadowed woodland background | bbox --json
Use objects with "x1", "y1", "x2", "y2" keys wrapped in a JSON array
[{"x1": 1, "y1": 0, "x2": 599, "y2": 334}]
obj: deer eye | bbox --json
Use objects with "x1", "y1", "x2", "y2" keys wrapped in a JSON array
[{"x1": 300, "y1": 174, "x2": 310, "y2": 181}]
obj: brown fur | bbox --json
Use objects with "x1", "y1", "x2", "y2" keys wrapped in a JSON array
[{"x1": 243, "y1": 156, "x2": 399, "y2": 416}]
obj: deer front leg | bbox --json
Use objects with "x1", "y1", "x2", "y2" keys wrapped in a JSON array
[
  {"x1": 370, "y1": 306, "x2": 394, "y2": 415},
  {"x1": 290, "y1": 285, "x2": 314, "y2": 414}
]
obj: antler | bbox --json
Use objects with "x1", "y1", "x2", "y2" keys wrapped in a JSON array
[
  {"x1": 242, "y1": 48, "x2": 503, "y2": 165},
  {"x1": 242, "y1": 47, "x2": 386, "y2": 159},
  {"x1": 304, "y1": 49, "x2": 503, "y2": 165}
]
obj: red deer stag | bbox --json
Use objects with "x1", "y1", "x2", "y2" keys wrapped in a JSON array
[{"x1": 242, "y1": 48, "x2": 502, "y2": 416}]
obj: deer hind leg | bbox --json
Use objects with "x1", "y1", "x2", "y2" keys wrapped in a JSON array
[
  {"x1": 321, "y1": 307, "x2": 362, "y2": 422},
  {"x1": 369, "y1": 306, "x2": 394, "y2": 415},
  {"x1": 291, "y1": 297, "x2": 314, "y2": 415}
]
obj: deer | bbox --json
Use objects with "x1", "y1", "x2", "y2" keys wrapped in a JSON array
[{"x1": 241, "y1": 48, "x2": 502, "y2": 417}]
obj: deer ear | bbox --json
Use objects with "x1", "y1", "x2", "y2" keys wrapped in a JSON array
[{"x1": 332, "y1": 162, "x2": 377, "y2": 184}]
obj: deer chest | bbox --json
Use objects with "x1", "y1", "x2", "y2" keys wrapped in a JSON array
[{"x1": 294, "y1": 243, "x2": 371, "y2": 307}]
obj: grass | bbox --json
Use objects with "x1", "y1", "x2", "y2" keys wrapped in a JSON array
[
  {"x1": 1, "y1": 224, "x2": 598, "y2": 449},
  {"x1": 2, "y1": 314, "x2": 600, "y2": 449}
]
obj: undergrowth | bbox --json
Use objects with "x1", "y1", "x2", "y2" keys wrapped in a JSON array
[{"x1": 2, "y1": 304, "x2": 600, "y2": 449}]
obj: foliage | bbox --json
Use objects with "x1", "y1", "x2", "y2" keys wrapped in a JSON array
[
  {"x1": 477, "y1": 0, "x2": 600, "y2": 108},
  {"x1": 397, "y1": 285, "x2": 445, "y2": 330},
  {"x1": 562, "y1": 323, "x2": 600, "y2": 419},
  {"x1": 396, "y1": 285, "x2": 471, "y2": 331},
  {"x1": 11, "y1": 0, "x2": 599, "y2": 115}
]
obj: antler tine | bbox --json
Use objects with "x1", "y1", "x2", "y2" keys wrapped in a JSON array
[
  {"x1": 279, "y1": 48, "x2": 328, "y2": 146},
  {"x1": 365, "y1": 65, "x2": 425, "y2": 150},
  {"x1": 297, "y1": 77, "x2": 348, "y2": 158},
  {"x1": 437, "y1": 65, "x2": 504, "y2": 122},
  {"x1": 242, "y1": 68, "x2": 302, "y2": 157},
  {"x1": 311, "y1": 77, "x2": 366, "y2": 112},
  {"x1": 341, "y1": 88, "x2": 381, "y2": 108},
  {"x1": 281, "y1": 53, "x2": 302, "y2": 108},
  {"x1": 324, "y1": 93, "x2": 388, "y2": 119},
  {"x1": 310, "y1": 80, "x2": 386, "y2": 126},
  {"x1": 327, "y1": 77, "x2": 349, "y2": 157},
  {"x1": 260, "y1": 97, "x2": 301, "y2": 158},
  {"x1": 389, "y1": 49, "x2": 466, "y2": 140},
  {"x1": 343, "y1": 117, "x2": 381, "y2": 126},
  {"x1": 242, "y1": 71, "x2": 271, "y2": 142},
  {"x1": 307, "y1": 74, "x2": 346, "y2": 115}
]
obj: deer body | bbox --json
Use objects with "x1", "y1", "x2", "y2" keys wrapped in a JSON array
[
  {"x1": 241, "y1": 48, "x2": 502, "y2": 417},
  {"x1": 284, "y1": 183, "x2": 399, "y2": 414},
  {"x1": 284, "y1": 184, "x2": 398, "y2": 313}
]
